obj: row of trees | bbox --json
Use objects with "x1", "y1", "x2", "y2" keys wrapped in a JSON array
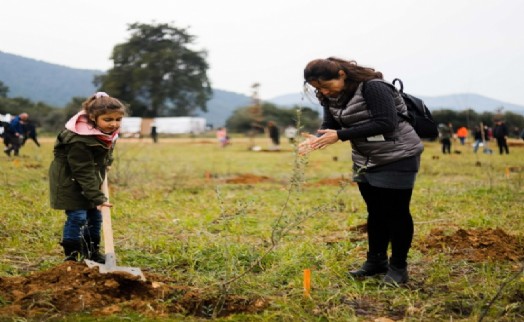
[
  {"x1": 225, "y1": 103, "x2": 321, "y2": 134},
  {"x1": 2, "y1": 84, "x2": 524, "y2": 137}
]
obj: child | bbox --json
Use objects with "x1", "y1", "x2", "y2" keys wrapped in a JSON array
[
  {"x1": 49, "y1": 92, "x2": 127, "y2": 263},
  {"x1": 216, "y1": 127, "x2": 230, "y2": 147}
]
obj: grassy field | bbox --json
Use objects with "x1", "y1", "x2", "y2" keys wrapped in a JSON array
[{"x1": 1, "y1": 134, "x2": 523, "y2": 321}]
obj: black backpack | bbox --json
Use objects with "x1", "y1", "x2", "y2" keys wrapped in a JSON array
[{"x1": 391, "y1": 78, "x2": 439, "y2": 140}]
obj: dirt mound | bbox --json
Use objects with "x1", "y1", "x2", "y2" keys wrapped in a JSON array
[
  {"x1": 305, "y1": 176, "x2": 356, "y2": 187},
  {"x1": 225, "y1": 173, "x2": 273, "y2": 184},
  {"x1": 507, "y1": 139, "x2": 524, "y2": 147},
  {"x1": 0, "y1": 262, "x2": 268, "y2": 319},
  {"x1": 418, "y1": 228, "x2": 524, "y2": 262}
]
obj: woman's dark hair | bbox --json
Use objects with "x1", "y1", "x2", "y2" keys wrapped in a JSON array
[
  {"x1": 304, "y1": 57, "x2": 383, "y2": 83},
  {"x1": 303, "y1": 57, "x2": 383, "y2": 107}
]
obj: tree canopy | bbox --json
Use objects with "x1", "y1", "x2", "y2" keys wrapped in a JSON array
[
  {"x1": 95, "y1": 22, "x2": 212, "y2": 117},
  {"x1": 226, "y1": 103, "x2": 321, "y2": 134}
]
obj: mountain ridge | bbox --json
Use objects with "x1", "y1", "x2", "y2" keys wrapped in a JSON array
[
  {"x1": 1, "y1": 51, "x2": 523, "y2": 127},
  {"x1": 270, "y1": 92, "x2": 524, "y2": 114}
]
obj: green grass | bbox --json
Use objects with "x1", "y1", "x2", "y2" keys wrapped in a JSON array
[{"x1": 1, "y1": 136, "x2": 523, "y2": 321}]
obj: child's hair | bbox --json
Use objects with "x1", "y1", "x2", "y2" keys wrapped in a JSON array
[{"x1": 82, "y1": 92, "x2": 127, "y2": 125}]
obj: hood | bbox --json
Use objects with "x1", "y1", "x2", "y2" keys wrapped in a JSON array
[{"x1": 65, "y1": 111, "x2": 119, "y2": 147}]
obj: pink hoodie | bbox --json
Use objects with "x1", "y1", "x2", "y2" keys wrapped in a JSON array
[{"x1": 65, "y1": 111, "x2": 119, "y2": 147}]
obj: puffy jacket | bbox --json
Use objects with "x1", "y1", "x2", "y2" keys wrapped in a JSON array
[
  {"x1": 328, "y1": 81, "x2": 423, "y2": 169},
  {"x1": 49, "y1": 129, "x2": 113, "y2": 210}
]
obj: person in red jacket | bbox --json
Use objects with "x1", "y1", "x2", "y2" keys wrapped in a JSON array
[{"x1": 456, "y1": 126, "x2": 468, "y2": 145}]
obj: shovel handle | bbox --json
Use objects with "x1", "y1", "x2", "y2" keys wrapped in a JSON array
[{"x1": 101, "y1": 176, "x2": 116, "y2": 259}]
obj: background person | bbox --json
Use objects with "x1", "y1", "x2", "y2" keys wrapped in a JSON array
[
  {"x1": 4, "y1": 112, "x2": 28, "y2": 156},
  {"x1": 456, "y1": 126, "x2": 468, "y2": 145},
  {"x1": 438, "y1": 123, "x2": 452, "y2": 154},
  {"x1": 267, "y1": 121, "x2": 280, "y2": 150},
  {"x1": 150, "y1": 123, "x2": 158, "y2": 143},
  {"x1": 216, "y1": 127, "x2": 230, "y2": 148},
  {"x1": 493, "y1": 119, "x2": 509, "y2": 154},
  {"x1": 299, "y1": 57, "x2": 423, "y2": 284},
  {"x1": 49, "y1": 92, "x2": 126, "y2": 263},
  {"x1": 472, "y1": 125, "x2": 483, "y2": 153},
  {"x1": 22, "y1": 120, "x2": 41, "y2": 147},
  {"x1": 284, "y1": 125, "x2": 298, "y2": 144}
]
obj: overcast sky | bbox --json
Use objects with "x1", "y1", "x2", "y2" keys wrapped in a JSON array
[{"x1": 2, "y1": 0, "x2": 524, "y2": 106}]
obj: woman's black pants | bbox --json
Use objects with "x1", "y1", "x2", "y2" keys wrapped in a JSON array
[{"x1": 358, "y1": 182, "x2": 414, "y2": 267}]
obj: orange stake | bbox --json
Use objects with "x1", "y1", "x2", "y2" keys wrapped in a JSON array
[{"x1": 303, "y1": 268, "x2": 311, "y2": 297}]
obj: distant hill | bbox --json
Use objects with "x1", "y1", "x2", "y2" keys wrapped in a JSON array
[
  {"x1": 195, "y1": 90, "x2": 251, "y2": 128},
  {"x1": 0, "y1": 51, "x2": 102, "y2": 106},
  {"x1": 270, "y1": 92, "x2": 524, "y2": 115},
  {"x1": 1, "y1": 51, "x2": 523, "y2": 128},
  {"x1": 419, "y1": 94, "x2": 524, "y2": 114}
]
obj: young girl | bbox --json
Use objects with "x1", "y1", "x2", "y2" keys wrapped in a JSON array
[{"x1": 49, "y1": 92, "x2": 127, "y2": 263}]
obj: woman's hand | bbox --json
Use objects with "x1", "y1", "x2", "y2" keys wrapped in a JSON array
[
  {"x1": 310, "y1": 129, "x2": 339, "y2": 150},
  {"x1": 298, "y1": 133, "x2": 316, "y2": 155},
  {"x1": 298, "y1": 129, "x2": 339, "y2": 155}
]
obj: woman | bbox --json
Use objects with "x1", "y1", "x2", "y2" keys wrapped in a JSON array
[{"x1": 299, "y1": 57, "x2": 423, "y2": 284}]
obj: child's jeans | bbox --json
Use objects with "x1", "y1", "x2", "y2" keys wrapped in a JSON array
[{"x1": 63, "y1": 208, "x2": 102, "y2": 241}]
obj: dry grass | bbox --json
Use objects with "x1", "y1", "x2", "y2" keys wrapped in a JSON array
[{"x1": 1, "y1": 135, "x2": 523, "y2": 321}]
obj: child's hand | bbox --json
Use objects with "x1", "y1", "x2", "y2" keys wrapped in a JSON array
[{"x1": 97, "y1": 202, "x2": 113, "y2": 210}]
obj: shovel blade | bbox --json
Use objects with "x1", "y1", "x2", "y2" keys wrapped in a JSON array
[{"x1": 85, "y1": 259, "x2": 146, "y2": 281}]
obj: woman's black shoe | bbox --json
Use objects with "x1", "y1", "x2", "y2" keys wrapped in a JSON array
[
  {"x1": 383, "y1": 264, "x2": 409, "y2": 284},
  {"x1": 348, "y1": 253, "x2": 388, "y2": 278}
]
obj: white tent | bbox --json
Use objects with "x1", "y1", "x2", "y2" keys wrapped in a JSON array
[
  {"x1": 0, "y1": 113, "x2": 12, "y2": 122},
  {"x1": 0, "y1": 114, "x2": 12, "y2": 136},
  {"x1": 120, "y1": 117, "x2": 206, "y2": 136},
  {"x1": 154, "y1": 117, "x2": 206, "y2": 134},
  {"x1": 120, "y1": 117, "x2": 142, "y2": 137}
]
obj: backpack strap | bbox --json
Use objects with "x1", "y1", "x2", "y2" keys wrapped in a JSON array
[{"x1": 392, "y1": 78, "x2": 404, "y2": 93}]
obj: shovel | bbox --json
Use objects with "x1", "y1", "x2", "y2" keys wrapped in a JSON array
[{"x1": 85, "y1": 176, "x2": 146, "y2": 281}]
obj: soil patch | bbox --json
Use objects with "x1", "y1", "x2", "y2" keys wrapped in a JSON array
[
  {"x1": 0, "y1": 262, "x2": 268, "y2": 320},
  {"x1": 417, "y1": 228, "x2": 524, "y2": 262},
  {"x1": 224, "y1": 173, "x2": 274, "y2": 184},
  {"x1": 507, "y1": 139, "x2": 524, "y2": 147},
  {"x1": 306, "y1": 176, "x2": 356, "y2": 187}
]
